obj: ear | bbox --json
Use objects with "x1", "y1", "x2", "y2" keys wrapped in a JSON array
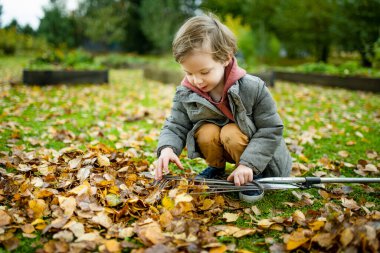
[{"x1": 223, "y1": 55, "x2": 232, "y2": 66}]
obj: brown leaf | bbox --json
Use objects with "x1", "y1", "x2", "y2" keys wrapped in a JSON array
[
  {"x1": 21, "y1": 224, "x2": 35, "y2": 234},
  {"x1": 341, "y1": 197, "x2": 360, "y2": 210},
  {"x1": 222, "y1": 213, "x2": 239, "y2": 222},
  {"x1": 312, "y1": 232, "x2": 334, "y2": 248},
  {"x1": 58, "y1": 196, "x2": 76, "y2": 217},
  {"x1": 136, "y1": 221, "x2": 167, "y2": 246},
  {"x1": 159, "y1": 210, "x2": 173, "y2": 228},
  {"x1": 257, "y1": 219, "x2": 275, "y2": 229},
  {"x1": 338, "y1": 150, "x2": 349, "y2": 158},
  {"x1": 292, "y1": 210, "x2": 306, "y2": 226},
  {"x1": 91, "y1": 212, "x2": 113, "y2": 228},
  {"x1": 340, "y1": 228, "x2": 354, "y2": 247},
  {"x1": 0, "y1": 210, "x2": 12, "y2": 226}
]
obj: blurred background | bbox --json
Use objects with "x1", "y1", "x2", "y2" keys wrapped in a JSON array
[{"x1": 0, "y1": 0, "x2": 379, "y2": 76}]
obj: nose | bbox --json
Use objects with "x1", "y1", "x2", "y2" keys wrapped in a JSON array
[{"x1": 192, "y1": 75, "x2": 203, "y2": 85}]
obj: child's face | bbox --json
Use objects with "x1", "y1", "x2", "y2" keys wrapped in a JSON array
[{"x1": 181, "y1": 50, "x2": 230, "y2": 94}]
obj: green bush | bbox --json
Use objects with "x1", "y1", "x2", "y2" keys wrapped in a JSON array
[
  {"x1": 0, "y1": 28, "x2": 19, "y2": 55},
  {"x1": 0, "y1": 28, "x2": 49, "y2": 56},
  {"x1": 292, "y1": 61, "x2": 380, "y2": 77},
  {"x1": 28, "y1": 49, "x2": 104, "y2": 70}
]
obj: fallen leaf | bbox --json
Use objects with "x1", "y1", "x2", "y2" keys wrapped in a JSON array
[
  {"x1": 91, "y1": 212, "x2": 113, "y2": 228},
  {"x1": 257, "y1": 219, "x2": 274, "y2": 229},
  {"x1": 286, "y1": 229, "x2": 311, "y2": 251},
  {"x1": 104, "y1": 239, "x2": 121, "y2": 253},
  {"x1": 0, "y1": 210, "x2": 12, "y2": 226},
  {"x1": 174, "y1": 193, "x2": 193, "y2": 206},
  {"x1": 308, "y1": 220, "x2": 325, "y2": 231},
  {"x1": 58, "y1": 196, "x2": 76, "y2": 216},
  {"x1": 136, "y1": 221, "x2": 166, "y2": 245},
  {"x1": 97, "y1": 154, "x2": 110, "y2": 167},
  {"x1": 340, "y1": 228, "x2": 354, "y2": 247},
  {"x1": 312, "y1": 232, "x2": 334, "y2": 248},
  {"x1": 292, "y1": 210, "x2": 306, "y2": 226},
  {"x1": 28, "y1": 199, "x2": 47, "y2": 219},
  {"x1": 222, "y1": 213, "x2": 239, "y2": 222},
  {"x1": 341, "y1": 197, "x2": 360, "y2": 210}
]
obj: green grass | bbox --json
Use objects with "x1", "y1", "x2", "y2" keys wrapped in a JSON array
[{"x1": 0, "y1": 55, "x2": 379, "y2": 252}]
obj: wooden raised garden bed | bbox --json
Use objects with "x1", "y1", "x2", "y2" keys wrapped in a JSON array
[
  {"x1": 23, "y1": 70, "x2": 109, "y2": 85},
  {"x1": 273, "y1": 71, "x2": 380, "y2": 92}
]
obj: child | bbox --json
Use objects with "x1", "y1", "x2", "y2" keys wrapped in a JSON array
[{"x1": 154, "y1": 13, "x2": 292, "y2": 202}]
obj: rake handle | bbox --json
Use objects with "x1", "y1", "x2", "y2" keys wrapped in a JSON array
[{"x1": 257, "y1": 177, "x2": 380, "y2": 184}]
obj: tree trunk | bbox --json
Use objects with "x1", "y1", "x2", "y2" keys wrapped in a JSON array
[
  {"x1": 359, "y1": 51, "x2": 373, "y2": 68},
  {"x1": 316, "y1": 43, "x2": 329, "y2": 63}
]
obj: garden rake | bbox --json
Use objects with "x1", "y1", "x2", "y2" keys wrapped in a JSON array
[{"x1": 143, "y1": 172, "x2": 380, "y2": 203}]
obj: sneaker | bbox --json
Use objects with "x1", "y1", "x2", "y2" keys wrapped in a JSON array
[
  {"x1": 239, "y1": 190, "x2": 264, "y2": 203},
  {"x1": 195, "y1": 166, "x2": 225, "y2": 180}
]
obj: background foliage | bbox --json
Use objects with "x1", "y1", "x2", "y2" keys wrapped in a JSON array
[{"x1": 1, "y1": 0, "x2": 379, "y2": 68}]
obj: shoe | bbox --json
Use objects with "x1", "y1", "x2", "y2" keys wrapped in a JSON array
[
  {"x1": 195, "y1": 166, "x2": 225, "y2": 180},
  {"x1": 239, "y1": 190, "x2": 264, "y2": 203}
]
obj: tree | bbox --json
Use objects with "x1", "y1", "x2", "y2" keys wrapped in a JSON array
[
  {"x1": 78, "y1": 0, "x2": 129, "y2": 48},
  {"x1": 38, "y1": 0, "x2": 77, "y2": 48},
  {"x1": 122, "y1": 0, "x2": 152, "y2": 53},
  {"x1": 335, "y1": 0, "x2": 380, "y2": 67},
  {"x1": 270, "y1": 0, "x2": 337, "y2": 62},
  {"x1": 139, "y1": 0, "x2": 197, "y2": 53}
]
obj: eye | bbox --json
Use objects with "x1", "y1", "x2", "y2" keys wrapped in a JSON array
[{"x1": 201, "y1": 71, "x2": 210, "y2": 75}]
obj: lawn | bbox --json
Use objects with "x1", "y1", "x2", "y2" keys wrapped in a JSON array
[{"x1": 0, "y1": 56, "x2": 379, "y2": 252}]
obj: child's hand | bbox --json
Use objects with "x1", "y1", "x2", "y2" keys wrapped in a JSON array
[
  {"x1": 227, "y1": 164, "x2": 254, "y2": 186},
  {"x1": 155, "y1": 147, "x2": 184, "y2": 180}
]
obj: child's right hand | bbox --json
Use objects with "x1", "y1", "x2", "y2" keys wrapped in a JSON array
[{"x1": 155, "y1": 147, "x2": 184, "y2": 180}]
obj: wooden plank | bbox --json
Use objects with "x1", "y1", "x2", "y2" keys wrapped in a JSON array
[
  {"x1": 23, "y1": 70, "x2": 109, "y2": 85},
  {"x1": 274, "y1": 71, "x2": 380, "y2": 92}
]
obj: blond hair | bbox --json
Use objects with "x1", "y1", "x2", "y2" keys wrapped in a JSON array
[{"x1": 172, "y1": 13, "x2": 237, "y2": 63}]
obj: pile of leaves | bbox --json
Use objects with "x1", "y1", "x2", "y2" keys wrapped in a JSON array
[
  {"x1": 1, "y1": 64, "x2": 380, "y2": 252},
  {"x1": 1, "y1": 144, "x2": 379, "y2": 252}
]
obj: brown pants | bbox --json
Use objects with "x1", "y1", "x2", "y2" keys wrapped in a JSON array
[{"x1": 194, "y1": 123, "x2": 249, "y2": 168}]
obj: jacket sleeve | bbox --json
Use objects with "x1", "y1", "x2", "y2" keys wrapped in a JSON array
[
  {"x1": 157, "y1": 98, "x2": 193, "y2": 157},
  {"x1": 239, "y1": 84, "x2": 284, "y2": 174}
]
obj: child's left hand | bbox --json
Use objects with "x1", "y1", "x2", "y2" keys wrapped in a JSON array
[{"x1": 227, "y1": 164, "x2": 254, "y2": 186}]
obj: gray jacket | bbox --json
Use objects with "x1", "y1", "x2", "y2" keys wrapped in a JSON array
[{"x1": 157, "y1": 74, "x2": 292, "y2": 177}]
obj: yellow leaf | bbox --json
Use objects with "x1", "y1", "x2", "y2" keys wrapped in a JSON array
[
  {"x1": 104, "y1": 239, "x2": 121, "y2": 253},
  {"x1": 28, "y1": 199, "x2": 46, "y2": 219},
  {"x1": 162, "y1": 196, "x2": 175, "y2": 210},
  {"x1": 200, "y1": 199, "x2": 215, "y2": 210},
  {"x1": 69, "y1": 181, "x2": 90, "y2": 195},
  {"x1": 308, "y1": 220, "x2": 325, "y2": 231},
  {"x1": 209, "y1": 245, "x2": 227, "y2": 253},
  {"x1": 286, "y1": 229, "x2": 310, "y2": 250}
]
